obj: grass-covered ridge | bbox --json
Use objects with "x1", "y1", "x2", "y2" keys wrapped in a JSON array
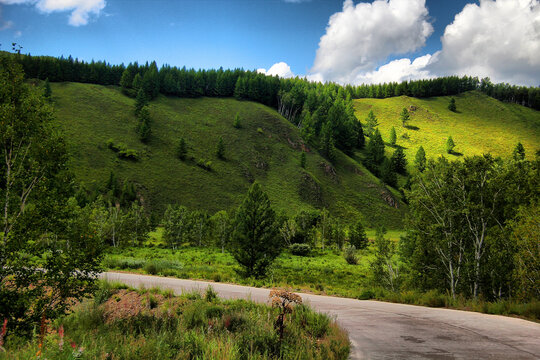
[
  {"x1": 0, "y1": 282, "x2": 349, "y2": 359},
  {"x1": 354, "y1": 91, "x2": 540, "y2": 163},
  {"x1": 51, "y1": 82, "x2": 406, "y2": 228}
]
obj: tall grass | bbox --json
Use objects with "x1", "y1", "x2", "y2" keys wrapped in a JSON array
[{"x1": 0, "y1": 283, "x2": 349, "y2": 359}]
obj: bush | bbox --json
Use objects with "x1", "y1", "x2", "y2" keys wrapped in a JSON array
[
  {"x1": 343, "y1": 245, "x2": 358, "y2": 265},
  {"x1": 289, "y1": 243, "x2": 311, "y2": 256},
  {"x1": 196, "y1": 158, "x2": 212, "y2": 171}
]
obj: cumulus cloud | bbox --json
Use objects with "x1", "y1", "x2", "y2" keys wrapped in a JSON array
[
  {"x1": 0, "y1": 0, "x2": 106, "y2": 26},
  {"x1": 426, "y1": 0, "x2": 540, "y2": 86},
  {"x1": 310, "y1": 0, "x2": 433, "y2": 83},
  {"x1": 257, "y1": 62, "x2": 295, "y2": 78},
  {"x1": 354, "y1": 54, "x2": 432, "y2": 84}
]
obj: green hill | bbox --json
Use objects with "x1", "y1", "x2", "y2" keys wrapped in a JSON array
[
  {"x1": 354, "y1": 91, "x2": 540, "y2": 163},
  {"x1": 51, "y1": 82, "x2": 406, "y2": 229}
]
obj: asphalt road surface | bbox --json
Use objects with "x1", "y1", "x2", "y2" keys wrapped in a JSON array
[{"x1": 102, "y1": 272, "x2": 540, "y2": 360}]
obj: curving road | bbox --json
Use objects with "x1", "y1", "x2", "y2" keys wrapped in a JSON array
[{"x1": 102, "y1": 272, "x2": 540, "y2": 360}]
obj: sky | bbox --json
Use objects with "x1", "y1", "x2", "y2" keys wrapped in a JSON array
[{"x1": 0, "y1": 0, "x2": 538, "y2": 86}]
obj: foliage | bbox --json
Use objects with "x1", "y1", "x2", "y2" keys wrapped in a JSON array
[
  {"x1": 445, "y1": 136, "x2": 455, "y2": 154},
  {"x1": 289, "y1": 243, "x2": 311, "y2": 256},
  {"x1": 371, "y1": 228, "x2": 399, "y2": 291},
  {"x1": 0, "y1": 56, "x2": 104, "y2": 336},
  {"x1": 1, "y1": 284, "x2": 349, "y2": 359},
  {"x1": 300, "y1": 151, "x2": 306, "y2": 168},
  {"x1": 414, "y1": 146, "x2": 426, "y2": 172},
  {"x1": 233, "y1": 112, "x2": 241, "y2": 128},
  {"x1": 400, "y1": 107, "x2": 409, "y2": 127},
  {"x1": 343, "y1": 245, "x2": 358, "y2": 265},
  {"x1": 448, "y1": 97, "x2": 457, "y2": 112},
  {"x1": 390, "y1": 147, "x2": 407, "y2": 175},
  {"x1": 389, "y1": 126, "x2": 397, "y2": 146},
  {"x1": 43, "y1": 77, "x2": 52, "y2": 99},
  {"x1": 380, "y1": 158, "x2": 397, "y2": 188},
  {"x1": 364, "y1": 110, "x2": 378, "y2": 137},
  {"x1": 348, "y1": 220, "x2": 368, "y2": 250},
  {"x1": 513, "y1": 142, "x2": 525, "y2": 161},
  {"x1": 229, "y1": 183, "x2": 281, "y2": 278},
  {"x1": 216, "y1": 136, "x2": 225, "y2": 160},
  {"x1": 176, "y1": 137, "x2": 187, "y2": 160},
  {"x1": 137, "y1": 106, "x2": 151, "y2": 143}
]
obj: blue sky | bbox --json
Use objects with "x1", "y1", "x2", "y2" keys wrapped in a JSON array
[{"x1": 0, "y1": 0, "x2": 538, "y2": 86}]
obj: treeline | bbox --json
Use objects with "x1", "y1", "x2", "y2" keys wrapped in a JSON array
[{"x1": 12, "y1": 52, "x2": 540, "y2": 112}]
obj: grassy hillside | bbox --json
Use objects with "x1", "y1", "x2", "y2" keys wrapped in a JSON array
[
  {"x1": 354, "y1": 91, "x2": 540, "y2": 163},
  {"x1": 51, "y1": 82, "x2": 406, "y2": 229}
]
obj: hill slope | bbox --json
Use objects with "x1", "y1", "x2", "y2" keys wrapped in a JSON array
[
  {"x1": 51, "y1": 82, "x2": 406, "y2": 229},
  {"x1": 354, "y1": 91, "x2": 540, "y2": 163}
]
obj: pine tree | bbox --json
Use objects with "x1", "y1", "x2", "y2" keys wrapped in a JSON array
[
  {"x1": 300, "y1": 151, "x2": 306, "y2": 168},
  {"x1": 446, "y1": 136, "x2": 455, "y2": 154},
  {"x1": 233, "y1": 113, "x2": 241, "y2": 128},
  {"x1": 137, "y1": 107, "x2": 151, "y2": 143},
  {"x1": 414, "y1": 146, "x2": 426, "y2": 172},
  {"x1": 349, "y1": 220, "x2": 368, "y2": 250},
  {"x1": 355, "y1": 119, "x2": 365, "y2": 149},
  {"x1": 366, "y1": 128, "x2": 385, "y2": 167},
  {"x1": 513, "y1": 142, "x2": 525, "y2": 161},
  {"x1": 134, "y1": 88, "x2": 148, "y2": 116},
  {"x1": 380, "y1": 158, "x2": 397, "y2": 187},
  {"x1": 400, "y1": 107, "x2": 410, "y2": 127},
  {"x1": 230, "y1": 183, "x2": 280, "y2": 278},
  {"x1": 216, "y1": 136, "x2": 225, "y2": 159},
  {"x1": 177, "y1": 138, "x2": 187, "y2": 160},
  {"x1": 391, "y1": 147, "x2": 407, "y2": 174},
  {"x1": 132, "y1": 73, "x2": 142, "y2": 90},
  {"x1": 320, "y1": 121, "x2": 337, "y2": 162},
  {"x1": 43, "y1": 78, "x2": 52, "y2": 100},
  {"x1": 448, "y1": 97, "x2": 457, "y2": 112},
  {"x1": 389, "y1": 126, "x2": 397, "y2": 146},
  {"x1": 365, "y1": 110, "x2": 378, "y2": 137}
]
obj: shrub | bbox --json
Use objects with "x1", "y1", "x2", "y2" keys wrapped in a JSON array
[
  {"x1": 257, "y1": 127, "x2": 263, "y2": 134},
  {"x1": 343, "y1": 245, "x2": 358, "y2": 265},
  {"x1": 196, "y1": 158, "x2": 212, "y2": 171},
  {"x1": 289, "y1": 243, "x2": 311, "y2": 256}
]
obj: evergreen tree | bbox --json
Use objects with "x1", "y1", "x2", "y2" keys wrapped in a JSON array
[
  {"x1": 415, "y1": 146, "x2": 426, "y2": 172},
  {"x1": 400, "y1": 107, "x2": 410, "y2": 127},
  {"x1": 320, "y1": 121, "x2": 337, "y2": 162},
  {"x1": 230, "y1": 183, "x2": 281, "y2": 278},
  {"x1": 43, "y1": 77, "x2": 52, "y2": 99},
  {"x1": 513, "y1": 142, "x2": 525, "y2": 161},
  {"x1": 389, "y1": 126, "x2": 397, "y2": 146},
  {"x1": 365, "y1": 128, "x2": 385, "y2": 169},
  {"x1": 132, "y1": 73, "x2": 142, "y2": 90},
  {"x1": 119, "y1": 69, "x2": 133, "y2": 94},
  {"x1": 448, "y1": 97, "x2": 457, "y2": 112},
  {"x1": 300, "y1": 151, "x2": 306, "y2": 168},
  {"x1": 349, "y1": 220, "x2": 368, "y2": 250},
  {"x1": 371, "y1": 227, "x2": 399, "y2": 291},
  {"x1": 216, "y1": 136, "x2": 225, "y2": 159},
  {"x1": 391, "y1": 147, "x2": 407, "y2": 174},
  {"x1": 233, "y1": 113, "x2": 241, "y2": 128},
  {"x1": 177, "y1": 137, "x2": 187, "y2": 160},
  {"x1": 134, "y1": 88, "x2": 148, "y2": 116},
  {"x1": 365, "y1": 110, "x2": 378, "y2": 137},
  {"x1": 137, "y1": 107, "x2": 151, "y2": 143},
  {"x1": 446, "y1": 136, "x2": 456, "y2": 154},
  {"x1": 355, "y1": 119, "x2": 365, "y2": 149},
  {"x1": 380, "y1": 158, "x2": 397, "y2": 187}
]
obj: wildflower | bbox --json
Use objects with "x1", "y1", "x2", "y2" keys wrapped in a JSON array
[
  {"x1": 0, "y1": 318, "x2": 7, "y2": 352},
  {"x1": 58, "y1": 324, "x2": 64, "y2": 350}
]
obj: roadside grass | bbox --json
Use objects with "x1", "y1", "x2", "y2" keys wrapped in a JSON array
[
  {"x1": 354, "y1": 91, "x2": 540, "y2": 167},
  {"x1": 0, "y1": 282, "x2": 350, "y2": 360},
  {"x1": 51, "y1": 82, "x2": 407, "y2": 229},
  {"x1": 103, "y1": 246, "x2": 540, "y2": 321}
]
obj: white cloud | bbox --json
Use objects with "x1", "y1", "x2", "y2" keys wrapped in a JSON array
[
  {"x1": 0, "y1": 0, "x2": 106, "y2": 26},
  {"x1": 0, "y1": 8, "x2": 14, "y2": 30},
  {"x1": 310, "y1": 0, "x2": 433, "y2": 83},
  {"x1": 426, "y1": 0, "x2": 540, "y2": 86},
  {"x1": 354, "y1": 54, "x2": 432, "y2": 84},
  {"x1": 257, "y1": 62, "x2": 295, "y2": 78}
]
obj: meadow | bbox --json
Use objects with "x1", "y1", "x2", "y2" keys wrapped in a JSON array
[
  {"x1": 51, "y1": 82, "x2": 406, "y2": 229},
  {"x1": 354, "y1": 91, "x2": 540, "y2": 164},
  {"x1": 0, "y1": 282, "x2": 349, "y2": 360}
]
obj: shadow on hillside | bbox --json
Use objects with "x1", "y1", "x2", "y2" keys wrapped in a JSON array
[
  {"x1": 404, "y1": 125, "x2": 420, "y2": 131},
  {"x1": 449, "y1": 151, "x2": 464, "y2": 157}
]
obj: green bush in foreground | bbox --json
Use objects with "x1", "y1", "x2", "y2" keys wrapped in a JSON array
[{"x1": 0, "y1": 283, "x2": 350, "y2": 360}]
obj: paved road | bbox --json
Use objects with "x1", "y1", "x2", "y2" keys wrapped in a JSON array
[{"x1": 102, "y1": 272, "x2": 540, "y2": 360}]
